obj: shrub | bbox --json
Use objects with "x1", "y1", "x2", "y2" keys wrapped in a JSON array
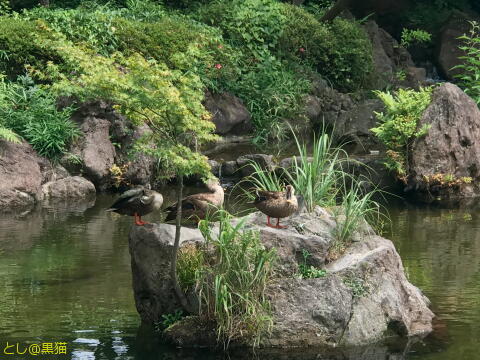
[
  {"x1": 21, "y1": 6, "x2": 120, "y2": 55},
  {"x1": 196, "y1": 0, "x2": 287, "y2": 60},
  {"x1": 0, "y1": 17, "x2": 65, "y2": 78},
  {"x1": 114, "y1": 16, "x2": 239, "y2": 91},
  {"x1": 400, "y1": 28, "x2": 432, "y2": 48},
  {"x1": 278, "y1": 4, "x2": 373, "y2": 92},
  {"x1": 453, "y1": 21, "x2": 480, "y2": 105},
  {"x1": 229, "y1": 58, "x2": 310, "y2": 144},
  {"x1": 197, "y1": 211, "x2": 276, "y2": 347},
  {"x1": 371, "y1": 87, "x2": 433, "y2": 178},
  {"x1": 0, "y1": 76, "x2": 78, "y2": 159}
]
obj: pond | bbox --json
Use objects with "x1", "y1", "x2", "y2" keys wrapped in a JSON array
[{"x1": 1, "y1": 195, "x2": 479, "y2": 359}]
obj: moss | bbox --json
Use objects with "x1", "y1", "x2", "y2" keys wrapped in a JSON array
[{"x1": 278, "y1": 4, "x2": 373, "y2": 92}]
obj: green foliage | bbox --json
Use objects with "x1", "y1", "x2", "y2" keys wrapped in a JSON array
[
  {"x1": 400, "y1": 28, "x2": 432, "y2": 48},
  {"x1": 114, "y1": 16, "x2": 239, "y2": 92},
  {"x1": 36, "y1": 37, "x2": 217, "y2": 178},
  {"x1": 241, "y1": 160, "x2": 284, "y2": 199},
  {"x1": 197, "y1": 0, "x2": 286, "y2": 60},
  {"x1": 177, "y1": 244, "x2": 204, "y2": 292},
  {"x1": 454, "y1": 21, "x2": 480, "y2": 105},
  {"x1": 0, "y1": 126, "x2": 21, "y2": 143},
  {"x1": 161, "y1": 310, "x2": 184, "y2": 329},
  {"x1": 21, "y1": 6, "x2": 120, "y2": 55},
  {"x1": 332, "y1": 184, "x2": 383, "y2": 245},
  {"x1": 286, "y1": 131, "x2": 346, "y2": 212},
  {"x1": 0, "y1": 75, "x2": 78, "y2": 159},
  {"x1": 0, "y1": 17, "x2": 65, "y2": 77},
  {"x1": 197, "y1": 210, "x2": 276, "y2": 347},
  {"x1": 371, "y1": 87, "x2": 433, "y2": 177},
  {"x1": 297, "y1": 249, "x2": 327, "y2": 279},
  {"x1": 278, "y1": 4, "x2": 373, "y2": 92},
  {"x1": 343, "y1": 274, "x2": 368, "y2": 298},
  {"x1": 230, "y1": 58, "x2": 310, "y2": 144}
]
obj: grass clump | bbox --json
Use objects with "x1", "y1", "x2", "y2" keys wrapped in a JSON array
[
  {"x1": 286, "y1": 132, "x2": 347, "y2": 212},
  {"x1": 371, "y1": 87, "x2": 433, "y2": 179},
  {"x1": 196, "y1": 210, "x2": 276, "y2": 347},
  {"x1": 177, "y1": 243, "x2": 204, "y2": 292},
  {"x1": 0, "y1": 75, "x2": 78, "y2": 159}
]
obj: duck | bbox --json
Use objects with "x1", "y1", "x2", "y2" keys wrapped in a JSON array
[
  {"x1": 254, "y1": 185, "x2": 298, "y2": 229},
  {"x1": 165, "y1": 179, "x2": 224, "y2": 223},
  {"x1": 106, "y1": 187, "x2": 163, "y2": 226}
]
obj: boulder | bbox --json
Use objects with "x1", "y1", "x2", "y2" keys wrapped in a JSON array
[
  {"x1": 363, "y1": 21, "x2": 416, "y2": 89},
  {"x1": 203, "y1": 91, "x2": 252, "y2": 135},
  {"x1": 0, "y1": 140, "x2": 44, "y2": 210},
  {"x1": 408, "y1": 83, "x2": 480, "y2": 201},
  {"x1": 69, "y1": 102, "x2": 116, "y2": 190},
  {"x1": 236, "y1": 154, "x2": 275, "y2": 177},
  {"x1": 436, "y1": 11, "x2": 472, "y2": 81},
  {"x1": 41, "y1": 176, "x2": 96, "y2": 199},
  {"x1": 129, "y1": 207, "x2": 434, "y2": 349}
]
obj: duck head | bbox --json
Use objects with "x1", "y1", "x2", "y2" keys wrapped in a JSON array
[
  {"x1": 141, "y1": 189, "x2": 164, "y2": 210},
  {"x1": 285, "y1": 185, "x2": 295, "y2": 200}
]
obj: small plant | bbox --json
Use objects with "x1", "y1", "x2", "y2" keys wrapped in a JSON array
[
  {"x1": 423, "y1": 173, "x2": 473, "y2": 188},
  {"x1": 297, "y1": 249, "x2": 327, "y2": 279},
  {"x1": 453, "y1": 21, "x2": 480, "y2": 105},
  {"x1": 400, "y1": 28, "x2": 432, "y2": 48},
  {"x1": 343, "y1": 274, "x2": 368, "y2": 298},
  {"x1": 109, "y1": 163, "x2": 130, "y2": 188},
  {"x1": 160, "y1": 309, "x2": 184, "y2": 329},
  {"x1": 197, "y1": 210, "x2": 276, "y2": 347},
  {"x1": 177, "y1": 243, "x2": 204, "y2": 292},
  {"x1": 371, "y1": 87, "x2": 433, "y2": 178},
  {"x1": 239, "y1": 160, "x2": 284, "y2": 203}
]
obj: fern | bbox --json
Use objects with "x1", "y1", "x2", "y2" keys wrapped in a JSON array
[{"x1": 0, "y1": 126, "x2": 20, "y2": 143}]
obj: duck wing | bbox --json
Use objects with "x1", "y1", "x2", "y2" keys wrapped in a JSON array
[
  {"x1": 107, "y1": 188, "x2": 144, "y2": 211},
  {"x1": 253, "y1": 190, "x2": 284, "y2": 205}
]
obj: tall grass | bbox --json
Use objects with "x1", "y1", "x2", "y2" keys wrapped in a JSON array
[
  {"x1": 286, "y1": 132, "x2": 347, "y2": 212},
  {"x1": 196, "y1": 210, "x2": 276, "y2": 347}
]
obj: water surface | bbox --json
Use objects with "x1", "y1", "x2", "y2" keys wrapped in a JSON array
[{"x1": 1, "y1": 197, "x2": 480, "y2": 359}]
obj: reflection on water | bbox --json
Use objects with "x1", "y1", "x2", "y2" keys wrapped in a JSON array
[{"x1": 1, "y1": 197, "x2": 480, "y2": 359}]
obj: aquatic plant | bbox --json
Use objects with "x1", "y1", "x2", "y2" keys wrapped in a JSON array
[{"x1": 197, "y1": 210, "x2": 276, "y2": 347}]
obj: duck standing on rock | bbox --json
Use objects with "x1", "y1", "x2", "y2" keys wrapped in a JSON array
[
  {"x1": 254, "y1": 185, "x2": 298, "y2": 229},
  {"x1": 106, "y1": 187, "x2": 163, "y2": 226},
  {"x1": 165, "y1": 179, "x2": 224, "y2": 223}
]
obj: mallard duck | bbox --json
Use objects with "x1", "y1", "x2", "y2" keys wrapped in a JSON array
[
  {"x1": 106, "y1": 187, "x2": 163, "y2": 226},
  {"x1": 165, "y1": 179, "x2": 224, "y2": 223},
  {"x1": 254, "y1": 185, "x2": 298, "y2": 229}
]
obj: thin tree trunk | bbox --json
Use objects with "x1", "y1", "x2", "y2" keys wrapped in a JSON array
[
  {"x1": 170, "y1": 175, "x2": 195, "y2": 314},
  {"x1": 320, "y1": 0, "x2": 352, "y2": 22}
]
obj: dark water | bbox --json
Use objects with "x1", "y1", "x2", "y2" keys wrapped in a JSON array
[{"x1": 1, "y1": 196, "x2": 480, "y2": 359}]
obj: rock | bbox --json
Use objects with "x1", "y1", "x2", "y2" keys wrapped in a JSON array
[
  {"x1": 0, "y1": 140, "x2": 44, "y2": 210},
  {"x1": 236, "y1": 154, "x2": 276, "y2": 178},
  {"x1": 203, "y1": 91, "x2": 252, "y2": 135},
  {"x1": 436, "y1": 11, "x2": 472, "y2": 81},
  {"x1": 364, "y1": 21, "x2": 414, "y2": 88},
  {"x1": 69, "y1": 102, "x2": 116, "y2": 190},
  {"x1": 41, "y1": 176, "x2": 96, "y2": 199},
  {"x1": 129, "y1": 207, "x2": 434, "y2": 348},
  {"x1": 129, "y1": 224, "x2": 205, "y2": 324},
  {"x1": 408, "y1": 83, "x2": 480, "y2": 201}
]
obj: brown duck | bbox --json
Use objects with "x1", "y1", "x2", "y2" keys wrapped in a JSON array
[
  {"x1": 165, "y1": 179, "x2": 224, "y2": 223},
  {"x1": 106, "y1": 187, "x2": 163, "y2": 226},
  {"x1": 254, "y1": 185, "x2": 298, "y2": 229}
]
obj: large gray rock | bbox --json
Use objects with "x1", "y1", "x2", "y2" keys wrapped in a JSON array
[
  {"x1": 69, "y1": 102, "x2": 116, "y2": 190},
  {"x1": 129, "y1": 207, "x2": 434, "y2": 349},
  {"x1": 204, "y1": 91, "x2": 252, "y2": 135},
  {"x1": 41, "y1": 176, "x2": 96, "y2": 199},
  {"x1": 408, "y1": 83, "x2": 480, "y2": 201},
  {"x1": 129, "y1": 224, "x2": 205, "y2": 324},
  {"x1": 436, "y1": 11, "x2": 472, "y2": 81},
  {"x1": 0, "y1": 140, "x2": 45, "y2": 210}
]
